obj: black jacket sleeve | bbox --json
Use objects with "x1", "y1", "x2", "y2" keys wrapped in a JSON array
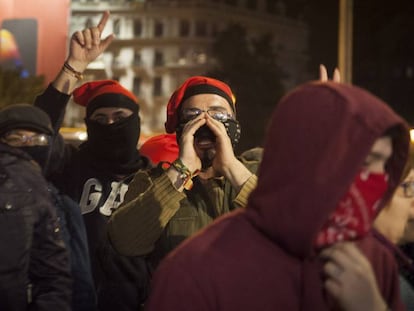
[
  {"x1": 34, "y1": 84, "x2": 80, "y2": 180},
  {"x1": 34, "y1": 84, "x2": 71, "y2": 133}
]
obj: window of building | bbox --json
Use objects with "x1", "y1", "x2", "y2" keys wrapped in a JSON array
[
  {"x1": 179, "y1": 20, "x2": 190, "y2": 37},
  {"x1": 133, "y1": 51, "x2": 142, "y2": 66},
  {"x1": 85, "y1": 18, "x2": 94, "y2": 28},
  {"x1": 178, "y1": 49, "x2": 187, "y2": 65},
  {"x1": 133, "y1": 77, "x2": 141, "y2": 95},
  {"x1": 195, "y1": 21, "x2": 207, "y2": 37},
  {"x1": 196, "y1": 52, "x2": 207, "y2": 64},
  {"x1": 113, "y1": 18, "x2": 121, "y2": 36},
  {"x1": 153, "y1": 77, "x2": 162, "y2": 96},
  {"x1": 154, "y1": 20, "x2": 163, "y2": 37},
  {"x1": 134, "y1": 19, "x2": 142, "y2": 37},
  {"x1": 153, "y1": 51, "x2": 164, "y2": 67},
  {"x1": 112, "y1": 57, "x2": 123, "y2": 68}
]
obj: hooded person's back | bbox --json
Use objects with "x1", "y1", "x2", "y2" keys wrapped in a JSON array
[{"x1": 144, "y1": 81, "x2": 409, "y2": 311}]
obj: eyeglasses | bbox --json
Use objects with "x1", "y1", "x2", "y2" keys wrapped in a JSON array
[
  {"x1": 180, "y1": 108, "x2": 234, "y2": 123},
  {"x1": 2, "y1": 132, "x2": 51, "y2": 147},
  {"x1": 400, "y1": 180, "x2": 414, "y2": 198}
]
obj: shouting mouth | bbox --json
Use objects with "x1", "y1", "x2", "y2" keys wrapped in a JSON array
[{"x1": 195, "y1": 137, "x2": 215, "y2": 149}]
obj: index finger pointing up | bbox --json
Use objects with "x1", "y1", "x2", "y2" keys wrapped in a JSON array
[{"x1": 97, "y1": 11, "x2": 110, "y2": 32}]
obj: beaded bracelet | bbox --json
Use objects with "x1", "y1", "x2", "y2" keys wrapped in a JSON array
[
  {"x1": 171, "y1": 158, "x2": 199, "y2": 190},
  {"x1": 62, "y1": 61, "x2": 84, "y2": 80}
]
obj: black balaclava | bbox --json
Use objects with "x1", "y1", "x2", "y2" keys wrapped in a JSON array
[
  {"x1": 20, "y1": 145, "x2": 50, "y2": 169},
  {"x1": 84, "y1": 113, "x2": 140, "y2": 162},
  {"x1": 81, "y1": 93, "x2": 142, "y2": 174}
]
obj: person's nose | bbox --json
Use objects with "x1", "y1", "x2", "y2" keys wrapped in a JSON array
[{"x1": 103, "y1": 115, "x2": 117, "y2": 124}]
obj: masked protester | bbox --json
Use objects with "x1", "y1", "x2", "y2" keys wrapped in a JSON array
[
  {"x1": 143, "y1": 81, "x2": 410, "y2": 311},
  {"x1": 33, "y1": 12, "x2": 151, "y2": 311},
  {"x1": 73, "y1": 79, "x2": 144, "y2": 174},
  {"x1": 0, "y1": 104, "x2": 72, "y2": 311},
  {"x1": 108, "y1": 76, "x2": 259, "y2": 275}
]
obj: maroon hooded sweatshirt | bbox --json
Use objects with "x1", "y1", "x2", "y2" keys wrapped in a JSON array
[{"x1": 145, "y1": 82, "x2": 410, "y2": 311}]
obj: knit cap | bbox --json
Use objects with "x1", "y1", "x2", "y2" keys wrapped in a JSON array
[
  {"x1": 73, "y1": 80, "x2": 139, "y2": 118},
  {"x1": 0, "y1": 104, "x2": 53, "y2": 136}
]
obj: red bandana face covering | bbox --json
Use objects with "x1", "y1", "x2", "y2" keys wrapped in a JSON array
[{"x1": 315, "y1": 170, "x2": 389, "y2": 248}]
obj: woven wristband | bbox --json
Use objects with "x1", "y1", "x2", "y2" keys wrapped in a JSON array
[{"x1": 171, "y1": 159, "x2": 198, "y2": 190}]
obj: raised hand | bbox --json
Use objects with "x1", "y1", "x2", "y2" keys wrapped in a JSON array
[
  {"x1": 177, "y1": 115, "x2": 205, "y2": 174},
  {"x1": 67, "y1": 11, "x2": 114, "y2": 72},
  {"x1": 205, "y1": 114, "x2": 237, "y2": 175},
  {"x1": 319, "y1": 64, "x2": 341, "y2": 82}
]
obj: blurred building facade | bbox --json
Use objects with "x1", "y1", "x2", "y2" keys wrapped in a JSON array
[{"x1": 68, "y1": 0, "x2": 309, "y2": 134}]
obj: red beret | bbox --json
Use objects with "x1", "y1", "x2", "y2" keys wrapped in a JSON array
[
  {"x1": 140, "y1": 133, "x2": 179, "y2": 164},
  {"x1": 73, "y1": 80, "x2": 138, "y2": 106},
  {"x1": 73, "y1": 80, "x2": 139, "y2": 118},
  {"x1": 165, "y1": 76, "x2": 236, "y2": 133}
]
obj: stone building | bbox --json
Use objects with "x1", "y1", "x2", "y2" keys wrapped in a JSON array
[{"x1": 69, "y1": 0, "x2": 309, "y2": 135}]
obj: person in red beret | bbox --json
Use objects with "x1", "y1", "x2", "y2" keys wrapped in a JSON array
[
  {"x1": 33, "y1": 12, "x2": 151, "y2": 311},
  {"x1": 108, "y1": 74, "x2": 259, "y2": 274},
  {"x1": 142, "y1": 79, "x2": 409, "y2": 311}
]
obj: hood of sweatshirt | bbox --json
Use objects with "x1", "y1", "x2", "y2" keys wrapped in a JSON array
[{"x1": 246, "y1": 81, "x2": 410, "y2": 259}]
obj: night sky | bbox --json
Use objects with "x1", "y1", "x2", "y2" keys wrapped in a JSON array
[{"x1": 286, "y1": 0, "x2": 414, "y2": 124}]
